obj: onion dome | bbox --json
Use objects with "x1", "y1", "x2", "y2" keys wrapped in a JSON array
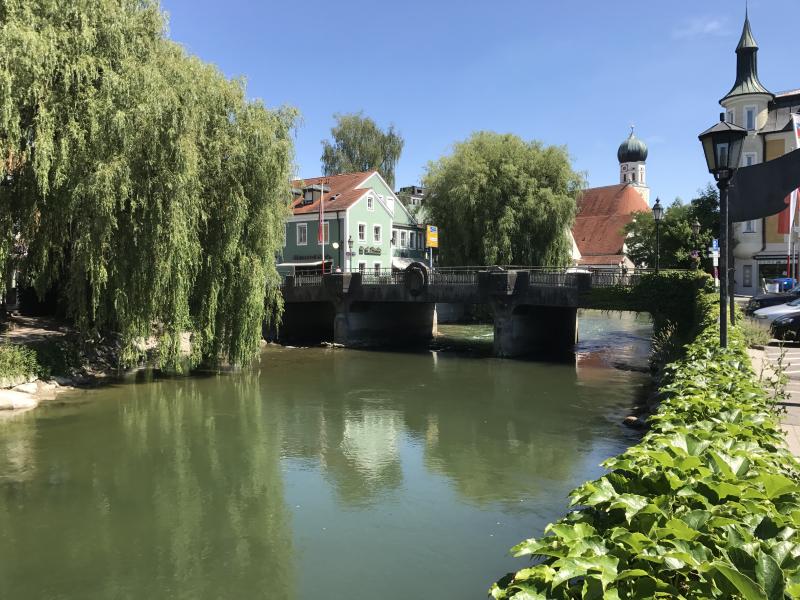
[{"x1": 617, "y1": 129, "x2": 648, "y2": 164}]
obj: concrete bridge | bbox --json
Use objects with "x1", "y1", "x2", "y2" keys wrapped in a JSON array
[{"x1": 278, "y1": 266, "x2": 650, "y2": 358}]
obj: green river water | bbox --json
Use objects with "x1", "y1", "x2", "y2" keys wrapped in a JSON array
[{"x1": 0, "y1": 311, "x2": 652, "y2": 599}]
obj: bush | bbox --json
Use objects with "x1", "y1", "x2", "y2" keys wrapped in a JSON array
[
  {"x1": 490, "y1": 291, "x2": 800, "y2": 599},
  {"x1": 0, "y1": 343, "x2": 39, "y2": 381}
]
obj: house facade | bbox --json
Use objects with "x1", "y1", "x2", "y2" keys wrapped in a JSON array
[
  {"x1": 279, "y1": 171, "x2": 425, "y2": 275},
  {"x1": 718, "y1": 11, "x2": 800, "y2": 293}
]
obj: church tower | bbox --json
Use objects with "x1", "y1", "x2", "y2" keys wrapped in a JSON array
[{"x1": 617, "y1": 128, "x2": 649, "y2": 203}]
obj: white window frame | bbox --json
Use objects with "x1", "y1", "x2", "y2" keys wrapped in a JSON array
[
  {"x1": 320, "y1": 221, "x2": 330, "y2": 244},
  {"x1": 400, "y1": 230, "x2": 407, "y2": 247},
  {"x1": 367, "y1": 196, "x2": 374, "y2": 211},
  {"x1": 358, "y1": 261, "x2": 366, "y2": 273},
  {"x1": 743, "y1": 220, "x2": 756, "y2": 233},
  {"x1": 391, "y1": 229, "x2": 397, "y2": 245},
  {"x1": 296, "y1": 223, "x2": 308, "y2": 246},
  {"x1": 743, "y1": 152, "x2": 757, "y2": 167},
  {"x1": 726, "y1": 109, "x2": 735, "y2": 125},
  {"x1": 357, "y1": 222, "x2": 366, "y2": 243},
  {"x1": 410, "y1": 231, "x2": 416, "y2": 248},
  {"x1": 373, "y1": 224, "x2": 382, "y2": 244},
  {"x1": 744, "y1": 105, "x2": 756, "y2": 131}
]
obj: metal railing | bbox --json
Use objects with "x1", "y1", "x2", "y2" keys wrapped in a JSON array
[{"x1": 281, "y1": 266, "x2": 687, "y2": 289}]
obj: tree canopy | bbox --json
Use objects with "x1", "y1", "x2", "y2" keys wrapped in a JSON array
[
  {"x1": 321, "y1": 112, "x2": 404, "y2": 188},
  {"x1": 422, "y1": 132, "x2": 582, "y2": 266},
  {"x1": 623, "y1": 185, "x2": 719, "y2": 270},
  {"x1": 0, "y1": 0, "x2": 296, "y2": 369}
]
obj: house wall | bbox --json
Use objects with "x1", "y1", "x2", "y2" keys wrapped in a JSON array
[
  {"x1": 347, "y1": 193, "x2": 393, "y2": 272},
  {"x1": 280, "y1": 215, "x2": 346, "y2": 272}
]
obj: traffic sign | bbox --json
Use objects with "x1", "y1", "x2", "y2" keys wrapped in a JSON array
[{"x1": 712, "y1": 238, "x2": 719, "y2": 251}]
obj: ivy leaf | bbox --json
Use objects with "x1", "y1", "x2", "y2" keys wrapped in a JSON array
[
  {"x1": 713, "y1": 562, "x2": 768, "y2": 600},
  {"x1": 755, "y1": 552, "x2": 784, "y2": 600}
]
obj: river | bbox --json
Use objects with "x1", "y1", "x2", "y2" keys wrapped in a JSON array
[{"x1": 0, "y1": 310, "x2": 651, "y2": 599}]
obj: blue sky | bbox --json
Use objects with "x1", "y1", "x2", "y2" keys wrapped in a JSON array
[{"x1": 160, "y1": 0, "x2": 796, "y2": 205}]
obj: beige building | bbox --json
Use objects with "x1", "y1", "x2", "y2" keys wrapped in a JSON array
[{"x1": 719, "y1": 11, "x2": 800, "y2": 293}]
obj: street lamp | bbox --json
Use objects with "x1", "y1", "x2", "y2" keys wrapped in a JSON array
[
  {"x1": 698, "y1": 113, "x2": 747, "y2": 347},
  {"x1": 652, "y1": 197, "x2": 664, "y2": 274},
  {"x1": 347, "y1": 235, "x2": 354, "y2": 273}
]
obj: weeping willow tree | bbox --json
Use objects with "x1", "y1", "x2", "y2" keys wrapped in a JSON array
[
  {"x1": 0, "y1": 0, "x2": 296, "y2": 369},
  {"x1": 423, "y1": 132, "x2": 582, "y2": 266}
]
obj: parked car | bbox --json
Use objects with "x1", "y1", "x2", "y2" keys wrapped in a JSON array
[
  {"x1": 746, "y1": 284, "x2": 800, "y2": 315},
  {"x1": 771, "y1": 313, "x2": 800, "y2": 341},
  {"x1": 752, "y1": 297, "x2": 800, "y2": 324}
]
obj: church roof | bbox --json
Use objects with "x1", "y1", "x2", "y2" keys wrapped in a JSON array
[
  {"x1": 721, "y1": 11, "x2": 772, "y2": 102},
  {"x1": 572, "y1": 184, "x2": 649, "y2": 259}
]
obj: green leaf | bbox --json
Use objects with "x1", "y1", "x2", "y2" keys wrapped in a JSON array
[
  {"x1": 758, "y1": 473, "x2": 800, "y2": 499},
  {"x1": 713, "y1": 562, "x2": 768, "y2": 600},
  {"x1": 755, "y1": 552, "x2": 785, "y2": 600}
]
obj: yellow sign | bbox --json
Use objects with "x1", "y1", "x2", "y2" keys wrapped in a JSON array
[{"x1": 426, "y1": 225, "x2": 439, "y2": 248}]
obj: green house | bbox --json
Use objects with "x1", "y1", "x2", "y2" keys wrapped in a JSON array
[{"x1": 279, "y1": 171, "x2": 425, "y2": 274}]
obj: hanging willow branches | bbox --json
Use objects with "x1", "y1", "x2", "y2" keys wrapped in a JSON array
[{"x1": 0, "y1": 0, "x2": 296, "y2": 369}]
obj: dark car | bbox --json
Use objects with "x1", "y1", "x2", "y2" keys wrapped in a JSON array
[
  {"x1": 746, "y1": 284, "x2": 800, "y2": 315},
  {"x1": 771, "y1": 312, "x2": 800, "y2": 341}
]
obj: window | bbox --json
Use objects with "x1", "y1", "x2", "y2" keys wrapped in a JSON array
[
  {"x1": 745, "y1": 106, "x2": 756, "y2": 131},
  {"x1": 726, "y1": 110, "x2": 735, "y2": 124},
  {"x1": 743, "y1": 220, "x2": 756, "y2": 233},
  {"x1": 283, "y1": 224, "x2": 287, "y2": 247},
  {"x1": 358, "y1": 223, "x2": 366, "y2": 242},
  {"x1": 321, "y1": 221, "x2": 330, "y2": 244},
  {"x1": 374, "y1": 262, "x2": 381, "y2": 275},
  {"x1": 358, "y1": 262, "x2": 366, "y2": 273},
  {"x1": 296, "y1": 223, "x2": 307, "y2": 246},
  {"x1": 632, "y1": 172, "x2": 637, "y2": 183},
  {"x1": 367, "y1": 196, "x2": 374, "y2": 211},
  {"x1": 410, "y1": 232, "x2": 416, "y2": 248},
  {"x1": 373, "y1": 224, "x2": 382, "y2": 243},
  {"x1": 743, "y1": 152, "x2": 757, "y2": 167},
  {"x1": 400, "y1": 231, "x2": 407, "y2": 247},
  {"x1": 391, "y1": 229, "x2": 397, "y2": 245},
  {"x1": 743, "y1": 264, "x2": 753, "y2": 288}
]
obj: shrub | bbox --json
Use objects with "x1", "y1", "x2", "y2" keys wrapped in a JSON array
[
  {"x1": 0, "y1": 343, "x2": 39, "y2": 381},
  {"x1": 490, "y1": 291, "x2": 800, "y2": 599}
]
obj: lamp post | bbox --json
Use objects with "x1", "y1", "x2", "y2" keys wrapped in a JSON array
[
  {"x1": 347, "y1": 235, "x2": 354, "y2": 273},
  {"x1": 698, "y1": 114, "x2": 747, "y2": 347},
  {"x1": 652, "y1": 197, "x2": 664, "y2": 274},
  {"x1": 691, "y1": 218, "x2": 701, "y2": 270}
]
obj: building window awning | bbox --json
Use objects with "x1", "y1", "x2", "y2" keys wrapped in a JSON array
[
  {"x1": 752, "y1": 254, "x2": 790, "y2": 265},
  {"x1": 277, "y1": 260, "x2": 331, "y2": 267}
]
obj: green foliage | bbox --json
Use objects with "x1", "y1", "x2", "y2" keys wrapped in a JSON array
[
  {"x1": 741, "y1": 319, "x2": 771, "y2": 348},
  {"x1": 490, "y1": 289, "x2": 800, "y2": 599},
  {"x1": 0, "y1": 0, "x2": 296, "y2": 370},
  {"x1": 321, "y1": 112, "x2": 404, "y2": 188},
  {"x1": 423, "y1": 132, "x2": 582, "y2": 266},
  {"x1": 0, "y1": 343, "x2": 38, "y2": 380},
  {"x1": 624, "y1": 185, "x2": 719, "y2": 270}
]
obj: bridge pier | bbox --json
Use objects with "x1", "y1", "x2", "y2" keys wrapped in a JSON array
[
  {"x1": 492, "y1": 302, "x2": 578, "y2": 358},
  {"x1": 334, "y1": 301, "x2": 436, "y2": 348}
]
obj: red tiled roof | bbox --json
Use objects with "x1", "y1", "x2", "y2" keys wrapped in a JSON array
[
  {"x1": 578, "y1": 254, "x2": 626, "y2": 266},
  {"x1": 290, "y1": 171, "x2": 375, "y2": 215},
  {"x1": 572, "y1": 183, "x2": 649, "y2": 258}
]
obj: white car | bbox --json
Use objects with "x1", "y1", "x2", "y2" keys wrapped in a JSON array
[{"x1": 753, "y1": 297, "x2": 800, "y2": 324}]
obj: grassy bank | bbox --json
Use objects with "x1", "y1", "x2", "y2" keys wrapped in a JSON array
[
  {"x1": 491, "y1": 291, "x2": 800, "y2": 599},
  {"x1": 0, "y1": 343, "x2": 39, "y2": 381}
]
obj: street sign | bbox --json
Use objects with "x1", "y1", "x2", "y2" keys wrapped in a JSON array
[
  {"x1": 712, "y1": 238, "x2": 719, "y2": 251},
  {"x1": 426, "y1": 225, "x2": 439, "y2": 248}
]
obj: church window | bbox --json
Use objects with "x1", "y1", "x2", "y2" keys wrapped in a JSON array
[{"x1": 745, "y1": 106, "x2": 756, "y2": 131}]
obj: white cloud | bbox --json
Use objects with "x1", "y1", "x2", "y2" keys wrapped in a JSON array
[{"x1": 673, "y1": 17, "x2": 730, "y2": 39}]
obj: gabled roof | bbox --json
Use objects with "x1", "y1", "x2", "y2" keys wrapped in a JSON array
[
  {"x1": 290, "y1": 171, "x2": 374, "y2": 215},
  {"x1": 572, "y1": 184, "x2": 649, "y2": 258}
]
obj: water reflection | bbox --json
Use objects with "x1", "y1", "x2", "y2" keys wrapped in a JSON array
[{"x1": 0, "y1": 313, "x2": 651, "y2": 600}]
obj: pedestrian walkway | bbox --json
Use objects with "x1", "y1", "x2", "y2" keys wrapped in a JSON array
[{"x1": 748, "y1": 345, "x2": 800, "y2": 456}]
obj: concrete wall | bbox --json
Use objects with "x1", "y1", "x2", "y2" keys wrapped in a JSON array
[
  {"x1": 335, "y1": 301, "x2": 435, "y2": 348},
  {"x1": 492, "y1": 302, "x2": 578, "y2": 358}
]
